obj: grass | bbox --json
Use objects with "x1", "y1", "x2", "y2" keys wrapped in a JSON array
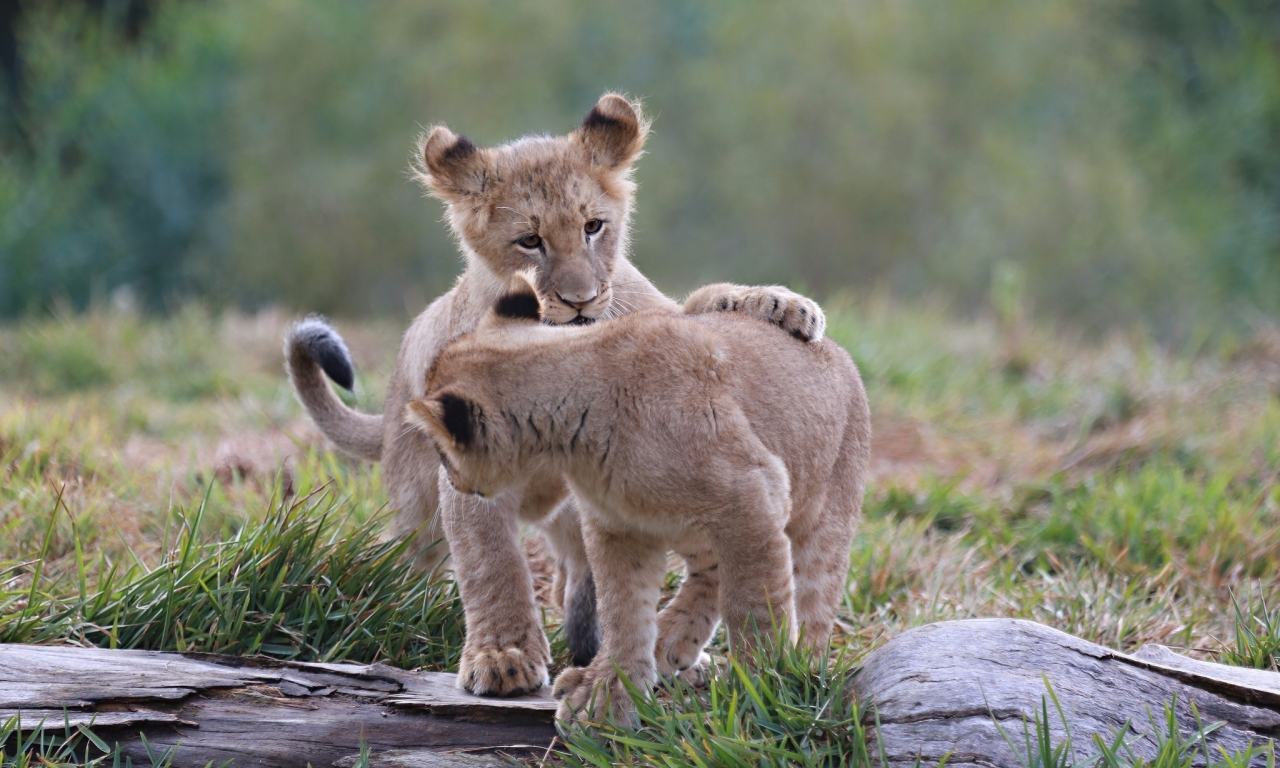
[
  {"x1": 1221, "y1": 593, "x2": 1280, "y2": 672},
  {"x1": 994, "y1": 682, "x2": 1274, "y2": 768},
  {"x1": 0, "y1": 490, "x2": 463, "y2": 668},
  {"x1": 557, "y1": 636, "x2": 874, "y2": 768},
  {"x1": 1, "y1": 298, "x2": 1279, "y2": 765}
]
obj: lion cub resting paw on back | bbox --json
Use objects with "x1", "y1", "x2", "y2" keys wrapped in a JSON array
[{"x1": 407, "y1": 275, "x2": 871, "y2": 727}]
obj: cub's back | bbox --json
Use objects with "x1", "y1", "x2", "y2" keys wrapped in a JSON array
[{"x1": 683, "y1": 312, "x2": 868, "y2": 510}]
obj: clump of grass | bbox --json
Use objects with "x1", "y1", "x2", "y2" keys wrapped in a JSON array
[
  {"x1": 0, "y1": 488, "x2": 463, "y2": 670},
  {"x1": 0, "y1": 713, "x2": 223, "y2": 768},
  {"x1": 1221, "y1": 594, "x2": 1280, "y2": 672},
  {"x1": 554, "y1": 637, "x2": 878, "y2": 768}
]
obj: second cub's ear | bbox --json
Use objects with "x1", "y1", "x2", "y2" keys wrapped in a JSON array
[
  {"x1": 406, "y1": 393, "x2": 476, "y2": 449},
  {"x1": 419, "y1": 125, "x2": 492, "y2": 202},
  {"x1": 487, "y1": 271, "x2": 543, "y2": 325},
  {"x1": 573, "y1": 92, "x2": 649, "y2": 170}
]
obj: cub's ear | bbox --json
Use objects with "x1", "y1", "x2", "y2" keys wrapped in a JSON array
[
  {"x1": 573, "y1": 92, "x2": 649, "y2": 170},
  {"x1": 479, "y1": 270, "x2": 543, "y2": 330},
  {"x1": 493, "y1": 271, "x2": 543, "y2": 322},
  {"x1": 419, "y1": 125, "x2": 492, "y2": 202},
  {"x1": 406, "y1": 393, "x2": 477, "y2": 448}
]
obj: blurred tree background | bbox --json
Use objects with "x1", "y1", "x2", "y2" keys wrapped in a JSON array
[{"x1": 1, "y1": 0, "x2": 1277, "y2": 339}]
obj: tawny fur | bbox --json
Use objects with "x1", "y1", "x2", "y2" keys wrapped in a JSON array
[
  {"x1": 284, "y1": 93, "x2": 829, "y2": 697},
  {"x1": 407, "y1": 280, "x2": 871, "y2": 727}
]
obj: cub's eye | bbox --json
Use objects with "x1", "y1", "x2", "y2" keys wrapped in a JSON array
[
  {"x1": 516, "y1": 233, "x2": 542, "y2": 250},
  {"x1": 583, "y1": 219, "x2": 604, "y2": 235}
]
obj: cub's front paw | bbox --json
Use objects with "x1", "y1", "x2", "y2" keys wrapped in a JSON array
[
  {"x1": 458, "y1": 642, "x2": 549, "y2": 696},
  {"x1": 739, "y1": 286, "x2": 825, "y2": 341},
  {"x1": 552, "y1": 663, "x2": 644, "y2": 730},
  {"x1": 684, "y1": 284, "x2": 827, "y2": 342}
]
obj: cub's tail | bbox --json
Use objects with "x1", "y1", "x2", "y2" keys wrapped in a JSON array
[{"x1": 284, "y1": 316, "x2": 384, "y2": 461}]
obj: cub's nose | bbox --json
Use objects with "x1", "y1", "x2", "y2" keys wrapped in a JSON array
[{"x1": 557, "y1": 290, "x2": 598, "y2": 310}]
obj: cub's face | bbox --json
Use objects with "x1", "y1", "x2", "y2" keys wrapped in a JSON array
[{"x1": 418, "y1": 93, "x2": 649, "y2": 325}]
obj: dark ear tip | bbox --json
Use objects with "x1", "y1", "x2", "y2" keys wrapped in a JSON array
[
  {"x1": 438, "y1": 393, "x2": 476, "y2": 447},
  {"x1": 592, "y1": 92, "x2": 638, "y2": 118},
  {"x1": 582, "y1": 95, "x2": 638, "y2": 132},
  {"x1": 440, "y1": 134, "x2": 477, "y2": 163},
  {"x1": 576, "y1": 94, "x2": 647, "y2": 168},
  {"x1": 583, "y1": 105, "x2": 625, "y2": 131},
  {"x1": 423, "y1": 126, "x2": 478, "y2": 170},
  {"x1": 494, "y1": 292, "x2": 542, "y2": 321}
]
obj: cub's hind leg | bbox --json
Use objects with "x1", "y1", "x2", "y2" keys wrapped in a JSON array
[
  {"x1": 791, "y1": 412, "x2": 869, "y2": 647},
  {"x1": 385, "y1": 406, "x2": 448, "y2": 573},
  {"x1": 542, "y1": 497, "x2": 601, "y2": 667},
  {"x1": 656, "y1": 544, "x2": 720, "y2": 685},
  {"x1": 699, "y1": 451, "x2": 797, "y2": 654},
  {"x1": 789, "y1": 505, "x2": 858, "y2": 648},
  {"x1": 554, "y1": 523, "x2": 667, "y2": 728}
]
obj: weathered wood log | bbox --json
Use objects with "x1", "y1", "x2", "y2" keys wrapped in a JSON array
[
  {"x1": 0, "y1": 645, "x2": 556, "y2": 768},
  {"x1": 10, "y1": 620, "x2": 1278, "y2": 768},
  {"x1": 851, "y1": 619, "x2": 1280, "y2": 768}
]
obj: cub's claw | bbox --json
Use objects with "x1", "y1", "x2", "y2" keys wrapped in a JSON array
[
  {"x1": 457, "y1": 643, "x2": 549, "y2": 696},
  {"x1": 668, "y1": 651, "x2": 714, "y2": 688},
  {"x1": 684, "y1": 283, "x2": 826, "y2": 342},
  {"x1": 553, "y1": 662, "x2": 645, "y2": 730}
]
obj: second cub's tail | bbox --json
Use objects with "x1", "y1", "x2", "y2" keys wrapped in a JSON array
[{"x1": 285, "y1": 316, "x2": 384, "y2": 461}]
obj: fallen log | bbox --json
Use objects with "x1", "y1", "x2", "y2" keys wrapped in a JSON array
[
  {"x1": 0, "y1": 645, "x2": 555, "y2": 768},
  {"x1": 851, "y1": 619, "x2": 1280, "y2": 768},
  {"x1": 8, "y1": 619, "x2": 1278, "y2": 768}
]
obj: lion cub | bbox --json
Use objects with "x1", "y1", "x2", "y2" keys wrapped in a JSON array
[{"x1": 406, "y1": 276, "x2": 871, "y2": 726}]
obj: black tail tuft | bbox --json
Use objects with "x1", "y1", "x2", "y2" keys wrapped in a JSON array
[
  {"x1": 291, "y1": 316, "x2": 356, "y2": 391},
  {"x1": 565, "y1": 571, "x2": 602, "y2": 667}
]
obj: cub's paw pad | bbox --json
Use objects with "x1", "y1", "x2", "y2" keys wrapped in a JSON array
[
  {"x1": 458, "y1": 645, "x2": 548, "y2": 696},
  {"x1": 553, "y1": 664, "x2": 639, "y2": 730}
]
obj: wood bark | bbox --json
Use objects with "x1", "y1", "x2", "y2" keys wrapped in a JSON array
[
  {"x1": 850, "y1": 619, "x2": 1280, "y2": 768},
  {"x1": 0, "y1": 645, "x2": 555, "y2": 768}
]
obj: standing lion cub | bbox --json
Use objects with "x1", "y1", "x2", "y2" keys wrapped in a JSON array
[{"x1": 406, "y1": 275, "x2": 871, "y2": 726}]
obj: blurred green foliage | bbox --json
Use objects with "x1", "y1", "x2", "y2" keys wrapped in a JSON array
[
  {"x1": 0, "y1": 2, "x2": 231, "y2": 315},
  {"x1": 1, "y1": 0, "x2": 1278, "y2": 337}
]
